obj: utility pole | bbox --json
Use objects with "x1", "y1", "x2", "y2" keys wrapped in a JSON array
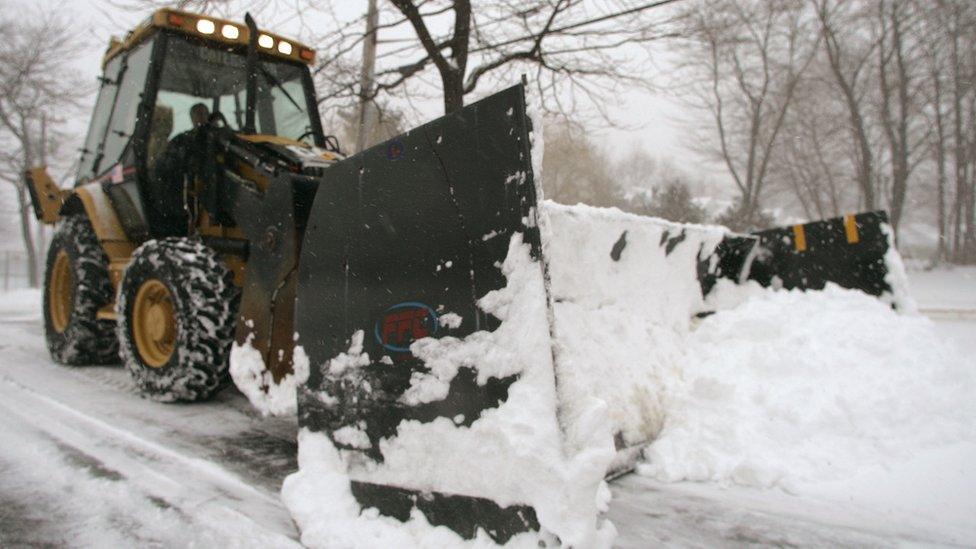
[{"x1": 356, "y1": 0, "x2": 380, "y2": 153}]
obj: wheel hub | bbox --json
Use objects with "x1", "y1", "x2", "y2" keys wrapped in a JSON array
[
  {"x1": 132, "y1": 279, "x2": 176, "y2": 368},
  {"x1": 49, "y1": 250, "x2": 74, "y2": 334}
]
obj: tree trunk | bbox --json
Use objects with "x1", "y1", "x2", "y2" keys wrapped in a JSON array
[
  {"x1": 951, "y1": 5, "x2": 966, "y2": 260},
  {"x1": 932, "y1": 67, "x2": 949, "y2": 262},
  {"x1": 441, "y1": 69, "x2": 465, "y2": 114},
  {"x1": 16, "y1": 185, "x2": 39, "y2": 288},
  {"x1": 18, "y1": 115, "x2": 39, "y2": 288},
  {"x1": 965, "y1": 83, "x2": 976, "y2": 263},
  {"x1": 818, "y1": 9, "x2": 875, "y2": 210},
  {"x1": 877, "y1": 0, "x2": 910, "y2": 236}
]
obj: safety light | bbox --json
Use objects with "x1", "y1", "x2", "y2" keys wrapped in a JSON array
[
  {"x1": 221, "y1": 24, "x2": 239, "y2": 39},
  {"x1": 299, "y1": 48, "x2": 315, "y2": 61},
  {"x1": 258, "y1": 34, "x2": 274, "y2": 48},
  {"x1": 166, "y1": 13, "x2": 185, "y2": 26},
  {"x1": 277, "y1": 41, "x2": 293, "y2": 55},
  {"x1": 196, "y1": 19, "x2": 216, "y2": 34}
]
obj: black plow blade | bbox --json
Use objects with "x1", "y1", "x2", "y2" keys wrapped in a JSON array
[
  {"x1": 293, "y1": 84, "x2": 547, "y2": 544},
  {"x1": 703, "y1": 211, "x2": 911, "y2": 308}
]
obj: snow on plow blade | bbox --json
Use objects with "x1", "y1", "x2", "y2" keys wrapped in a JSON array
[
  {"x1": 289, "y1": 84, "x2": 561, "y2": 545},
  {"x1": 704, "y1": 211, "x2": 913, "y2": 309},
  {"x1": 286, "y1": 84, "x2": 730, "y2": 546}
]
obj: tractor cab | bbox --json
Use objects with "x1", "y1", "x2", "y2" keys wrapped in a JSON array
[{"x1": 75, "y1": 9, "x2": 326, "y2": 238}]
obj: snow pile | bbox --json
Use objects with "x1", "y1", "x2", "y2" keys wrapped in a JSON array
[
  {"x1": 640, "y1": 283, "x2": 976, "y2": 495},
  {"x1": 230, "y1": 335, "x2": 309, "y2": 417},
  {"x1": 542, "y1": 202, "x2": 727, "y2": 451},
  {"x1": 283, "y1": 234, "x2": 617, "y2": 548}
]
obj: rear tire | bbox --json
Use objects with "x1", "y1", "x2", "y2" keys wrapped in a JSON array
[
  {"x1": 117, "y1": 238, "x2": 239, "y2": 402},
  {"x1": 43, "y1": 215, "x2": 119, "y2": 365}
]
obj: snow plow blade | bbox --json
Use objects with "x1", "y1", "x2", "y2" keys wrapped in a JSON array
[
  {"x1": 704, "y1": 211, "x2": 912, "y2": 308},
  {"x1": 290, "y1": 84, "x2": 558, "y2": 544}
]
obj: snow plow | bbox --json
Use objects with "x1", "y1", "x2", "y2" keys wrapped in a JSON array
[
  {"x1": 281, "y1": 91, "x2": 912, "y2": 544},
  {"x1": 24, "y1": 7, "x2": 914, "y2": 546}
]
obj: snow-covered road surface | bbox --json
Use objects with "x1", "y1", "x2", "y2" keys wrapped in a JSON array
[{"x1": 1, "y1": 267, "x2": 974, "y2": 547}]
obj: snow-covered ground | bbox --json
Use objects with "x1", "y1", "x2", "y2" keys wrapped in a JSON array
[{"x1": 0, "y1": 266, "x2": 973, "y2": 547}]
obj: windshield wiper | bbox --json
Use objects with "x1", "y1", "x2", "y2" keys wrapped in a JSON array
[{"x1": 259, "y1": 63, "x2": 302, "y2": 112}]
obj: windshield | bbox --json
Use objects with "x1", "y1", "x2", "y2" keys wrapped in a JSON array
[{"x1": 151, "y1": 34, "x2": 318, "y2": 146}]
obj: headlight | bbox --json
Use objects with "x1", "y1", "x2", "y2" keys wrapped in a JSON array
[
  {"x1": 277, "y1": 41, "x2": 293, "y2": 55},
  {"x1": 221, "y1": 24, "x2": 239, "y2": 39},
  {"x1": 196, "y1": 19, "x2": 216, "y2": 34},
  {"x1": 258, "y1": 34, "x2": 274, "y2": 48}
]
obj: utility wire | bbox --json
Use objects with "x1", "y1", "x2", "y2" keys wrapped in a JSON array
[
  {"x1": 470, "y1": 0, "x2": 686, "y2": 53},
  {"x1": 374, "y1": 0, "x2": 686, "y2": 61}
]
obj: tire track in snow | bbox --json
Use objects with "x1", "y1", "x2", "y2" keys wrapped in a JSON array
[{"x1": 0, "y1": 375, "x2": 300, "y2": 545}]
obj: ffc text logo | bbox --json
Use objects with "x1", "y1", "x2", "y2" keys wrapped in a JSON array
[{"x1": 375, "y1": 302, "x2": 438, "y2": 353}]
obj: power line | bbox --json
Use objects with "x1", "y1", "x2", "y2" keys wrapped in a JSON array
[
  {"x1": 470, "y1": 0, "x2": 686, "y2": 53},
  {"x1": 373, "y1": 0, "x2": 686, "y2": 62}
]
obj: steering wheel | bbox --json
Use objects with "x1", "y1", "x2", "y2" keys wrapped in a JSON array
[{"x1": 296, "y1": 129, "x2": 317, "y2": 143}]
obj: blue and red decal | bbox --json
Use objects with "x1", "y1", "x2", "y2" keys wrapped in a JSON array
[
  {"x1": 375, "y1": 302, "x2": 439, "y2": 353},
  {"x1": 386, "y1": 138, "x2": 406, "y2": 161}
]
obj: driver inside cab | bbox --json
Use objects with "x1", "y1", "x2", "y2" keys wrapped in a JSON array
[{"x1": 147, "y1": 102, "x2": 211, "y2": 236}]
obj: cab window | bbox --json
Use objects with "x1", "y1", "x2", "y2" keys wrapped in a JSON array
[
  {"x1": 98, "y1": 38, "x2": 154, "y2": 175},
  {"x1": 77, "y1": 57, "x2": 121, "y2": 182}
]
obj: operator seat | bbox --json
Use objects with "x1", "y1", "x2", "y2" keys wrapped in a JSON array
[
  {"x1": 144, "y1": 103, "x2": 196, "y2": 237},
  {"x1": 147, "y1": 104, "x2": 174, "y2": 174}
]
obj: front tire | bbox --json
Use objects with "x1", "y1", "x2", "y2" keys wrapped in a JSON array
[
  {"x1": 43, "y1": 215, "x2": 119, "y2": 365},
  {"x1": 117, "y1": 238, "x2": 239, "y2": 402}
]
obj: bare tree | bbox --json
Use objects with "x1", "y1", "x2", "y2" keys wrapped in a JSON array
[
  {"x1": 0, "y1": 7, "x2": 87, "y2": 287},
  {"x1": 766, "y1": 67, "x2": 855, "y2": 220},
  {"x1": 917, "y1": 0, "x2": 952, "y2": 262},
  {"x1": 874, "y1": 0, "x2": 928, "y2": 234},
  {"x1": 812, "y1": 0, "x2": 881, "y2": 212},
  {"x1": 917, "y1": 0, "x2": 976, "y2": 263},
  {"x1": 377, "y1": 0, "x2": 682, "y2": 115},
  {"x1": 678, "y1": 0, "x2": 820, "y2": 228}
]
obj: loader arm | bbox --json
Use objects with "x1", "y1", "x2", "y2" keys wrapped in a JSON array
[{"x1": 194, "y1": 124, "x2": 323, "y2": 386}]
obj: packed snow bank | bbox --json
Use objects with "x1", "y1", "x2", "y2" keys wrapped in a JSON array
[
  {"x1": 543, "y1": 202, "x2": 727, "y2": 452},
  {"x1": 641, "y1": 283, "x2": 976, "y2": 499}
]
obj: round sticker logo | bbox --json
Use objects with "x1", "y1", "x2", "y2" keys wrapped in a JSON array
[
  {"x1": 386, "y1": 138, "x2": 405, "y2": 161},
  {"x1": 375, "y1": 302, "x2": 438, "y2": 353}
]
